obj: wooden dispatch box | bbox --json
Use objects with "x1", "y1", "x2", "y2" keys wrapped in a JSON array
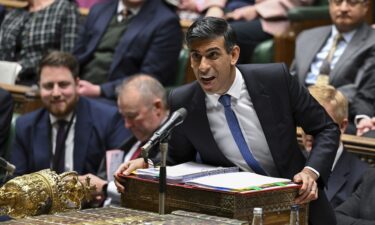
[{"x1": 120, "y1": 175, "x2": 308, "y2": 225}]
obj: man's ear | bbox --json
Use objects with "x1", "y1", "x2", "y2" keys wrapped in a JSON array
[
  {"x1": 153, "y1": 99, "x2": 163, "y2": 116},
  {"x1": 340, "y1": 118, "x2": 348, "y2": 134},
  {"x1": 230, "y1": 45, "x2": 240, "y2": 65}
]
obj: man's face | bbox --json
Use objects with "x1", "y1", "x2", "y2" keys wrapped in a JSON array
[
  {"x1": 118, "y1": 89, "x2": 163, "y2": 142},
  {"x1": 190, "y1": 37, "x2": 240, "y2": 95},
  {"x1": 39, "y1": 66, "x2": 79, "y2": 118},
  {"x1": 329, "y1": 0, "x2": 368, "y2": 33}
]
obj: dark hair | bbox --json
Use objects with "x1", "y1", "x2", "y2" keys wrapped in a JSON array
[
  {"x1": 38, "y1": 51, "x2": 79, "y2": 80},
  {"x1": 186, "y1": 17, "x2": 237, "y2": 53}
]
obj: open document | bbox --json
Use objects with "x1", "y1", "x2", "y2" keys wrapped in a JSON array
[
  {"x1": 185, "y1": 171, "x2": 292, "y2": 192},
  {"x1": 135, "y1": 161, "x2": 239, "y2": 183}
]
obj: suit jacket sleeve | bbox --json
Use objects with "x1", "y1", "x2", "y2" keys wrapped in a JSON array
[
  {"x1": 335, "y1": 169, "x2": 375, "y2": 225},
  {"x1": 286, "y1": 65, "x2": 340, "y2": 186},
  {"x1": 0, "y1": 89, "x2": 13, "y2": 156},
  {"x1": 10, "y1": 117, "x2": 29, "y2": 176},
  {"x1": 349, "y1": 46, "x2": 375, "y2": 119}
]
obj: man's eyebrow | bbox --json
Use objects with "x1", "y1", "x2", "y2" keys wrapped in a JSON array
[{"x1": 191, "y1": 47, "x2": 221, "y2": 53}]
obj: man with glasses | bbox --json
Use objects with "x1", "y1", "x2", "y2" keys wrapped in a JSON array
[{"x1": 290, "y1": 0, "x2": 375, "y2": 134}]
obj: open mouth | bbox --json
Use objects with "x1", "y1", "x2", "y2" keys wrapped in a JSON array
[{"x1": 200, "y1": 75, "x2": 215, "y2": 82}]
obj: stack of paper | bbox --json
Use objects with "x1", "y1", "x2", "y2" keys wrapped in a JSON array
[
  {"x1": 135, "y1": 162, "x2": 239, "y2": 183},
  {"x1": 185, "y1": 172, "x2": 292, "y2": 192}
]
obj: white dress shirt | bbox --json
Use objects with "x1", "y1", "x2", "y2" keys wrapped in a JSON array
[
  {"x1": 305, "y1": 26, "x2": 356, "y2": 85},
  {"x1": 206, "y1": 68, "x2": 279, "y2": 177},
  {"x1": 116, "y1": 0, "x2": 141, "y2": 22}
]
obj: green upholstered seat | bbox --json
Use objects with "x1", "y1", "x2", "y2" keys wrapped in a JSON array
[
  {"x1": 251, "y1": 39, "x2": 274, "y2": 64},
  {"x1": 0, "y1": 113, "x2": 19, "y2": 182},
  {"x1": 166, "y1": 47, "x2": 189, "y2": 92}
]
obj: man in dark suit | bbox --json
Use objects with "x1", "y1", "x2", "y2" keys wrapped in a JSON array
[
  {"x1": 290, "y1": 0, "x2": 375, "y2": 129},
  {"x1": 301, "y1": 85, "x2": 368, "y2": 208},
  {"x1": 10, "y1": 51, "x2": 130, "y2": 176},
  {"x1": 80, "y1": 74, "x2": 168, "y2": 206},
  {"x1": 115, "y1": 17, "x2": 340, "y2": 225},
  {"x1": 0, "y1": 88, "x2": 13, "y2": 157},
  {"x1": 73, "y1": 0, "x2": 182, "y2": 100},
  {"x1": 335, "y1": 168, "x2": 375, "y2": 224}
]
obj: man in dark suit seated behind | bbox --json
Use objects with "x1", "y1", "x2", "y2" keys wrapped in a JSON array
[
  {"x1": 301, "y1": 84, "x2": 368, "y2": 208},
  {"x1": 290, "y1": 0, "x2": 375, "y2": 133},
  {"x1": 335, "y1": 168, "x2": 375, "y2": 224},
  {"x1": 74, "y1": 0, "x2": 182, "y2": 100},
  {"x1": 115, "y1": 17, "x2": 341, "y2": 225},
  {"x1": 10, "y1": 51, "x2": 130, "y2": 176}
]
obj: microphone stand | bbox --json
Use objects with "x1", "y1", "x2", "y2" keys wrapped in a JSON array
[{"x1": 158, "y1": 135, "x2": 169, "y2": 215}]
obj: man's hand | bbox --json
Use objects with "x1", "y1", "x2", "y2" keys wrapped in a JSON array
[
  {"x1": 301, "y1": 133, "x2": 314, "y2": 153},
  {"x1": 225, "y1": 6, "x2": 258, "y2": 21},
  {"x1": 205, "y1": 6, "x2": 225, "y2": 18},
  {"x1": 78, "y1": 80, "x2": 101, "y2": 97},
  {"x1": 79, "y1": 173, "x2": 107, "y2": 193},
  {"x1": 79, "y1": 173, "x2": 107, "y2": 203},
  {"x1": 179, "y1": 0, "x2": 198, "y2": 11},
  {"x1": 114, "y1": 158, "x2": 147, "y2": 193},
  {"x1": 293, "y1": 168, "x2": 318, "y2": 204},
  {"x1": 356, "y1": 117, "x2": 375, "y2": 136}
]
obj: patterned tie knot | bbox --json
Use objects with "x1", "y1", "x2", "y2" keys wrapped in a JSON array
[
  {"x1": 219, "y1": 94, "x2": 231, "y2": 108},
  {"x1": 123, "y1": 9, "x2": 131, "y2": 17}
]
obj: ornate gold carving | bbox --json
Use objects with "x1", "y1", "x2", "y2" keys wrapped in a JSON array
[{"x1": 0, "y1": 169, "x2": 94, "y2": 218}]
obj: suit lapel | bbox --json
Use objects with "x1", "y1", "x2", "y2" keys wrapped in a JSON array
[
  {"x1": 188, "y1": 84, "x2": 234, "y2": 166},
  {"x1": 239, "y1": 66, "x2": 281, "y2": 166},
  {"x1": 86, "y1": 2, "x2": 117, "y2": 56},
  {"x1": 73, "y1": 98, "x2": 93, "y2": 173},
  {"x1": 325, "y1": 150, "x2": 350, "y2": 201},
  {"x1": 300, "y1": 27, "x2": 331, "y2": 82},
  {"x1": 33, "y1": 111, "x2": 52, "y2": 170},
  {"x1": 110, "y1": 0, "x2": 155, "y2": 74},
  {"x1": 330, "y1": 23, "x2": 368, "y2": 84}
]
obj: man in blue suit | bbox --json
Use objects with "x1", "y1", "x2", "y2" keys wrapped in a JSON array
[
  {"x1": 74, "y1": 0, "x2": 182, "y2": 100},
  {"x1": 10, "y1": 51, "x2": 130, "y2": 176}
]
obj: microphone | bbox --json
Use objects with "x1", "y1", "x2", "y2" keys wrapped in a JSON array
[
  {"x1": 0, "y1": 157, "x2": 15, "y2": 175},
  {"x1": 141, "y1": 107, "x2": 188, "y2": 156}
]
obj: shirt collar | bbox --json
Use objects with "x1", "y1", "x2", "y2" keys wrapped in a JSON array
[
  {"x1": 117, "y1": 0, "x2": 141, "y2": 16},
  {"x1": 50, "y1": 112, "x2": 74, "y2": 125},
  {"x1": 331, "y1": 142, "x2": 344, "y2": 171},
  {"x1": 206, "y1": 67, "x2": 243, "y2": 107},
  {"x1": 331, "y1": 25, "x2": 357, "y2": 43}
]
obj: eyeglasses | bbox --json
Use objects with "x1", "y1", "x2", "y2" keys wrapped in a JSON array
[{"x1": 330, "y1": 0, "x2": 367, "y2": 6}]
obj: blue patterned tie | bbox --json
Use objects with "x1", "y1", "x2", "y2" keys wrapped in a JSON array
[{"x1": 219, "y1": 94, "x2": 266, "y2": 175}]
